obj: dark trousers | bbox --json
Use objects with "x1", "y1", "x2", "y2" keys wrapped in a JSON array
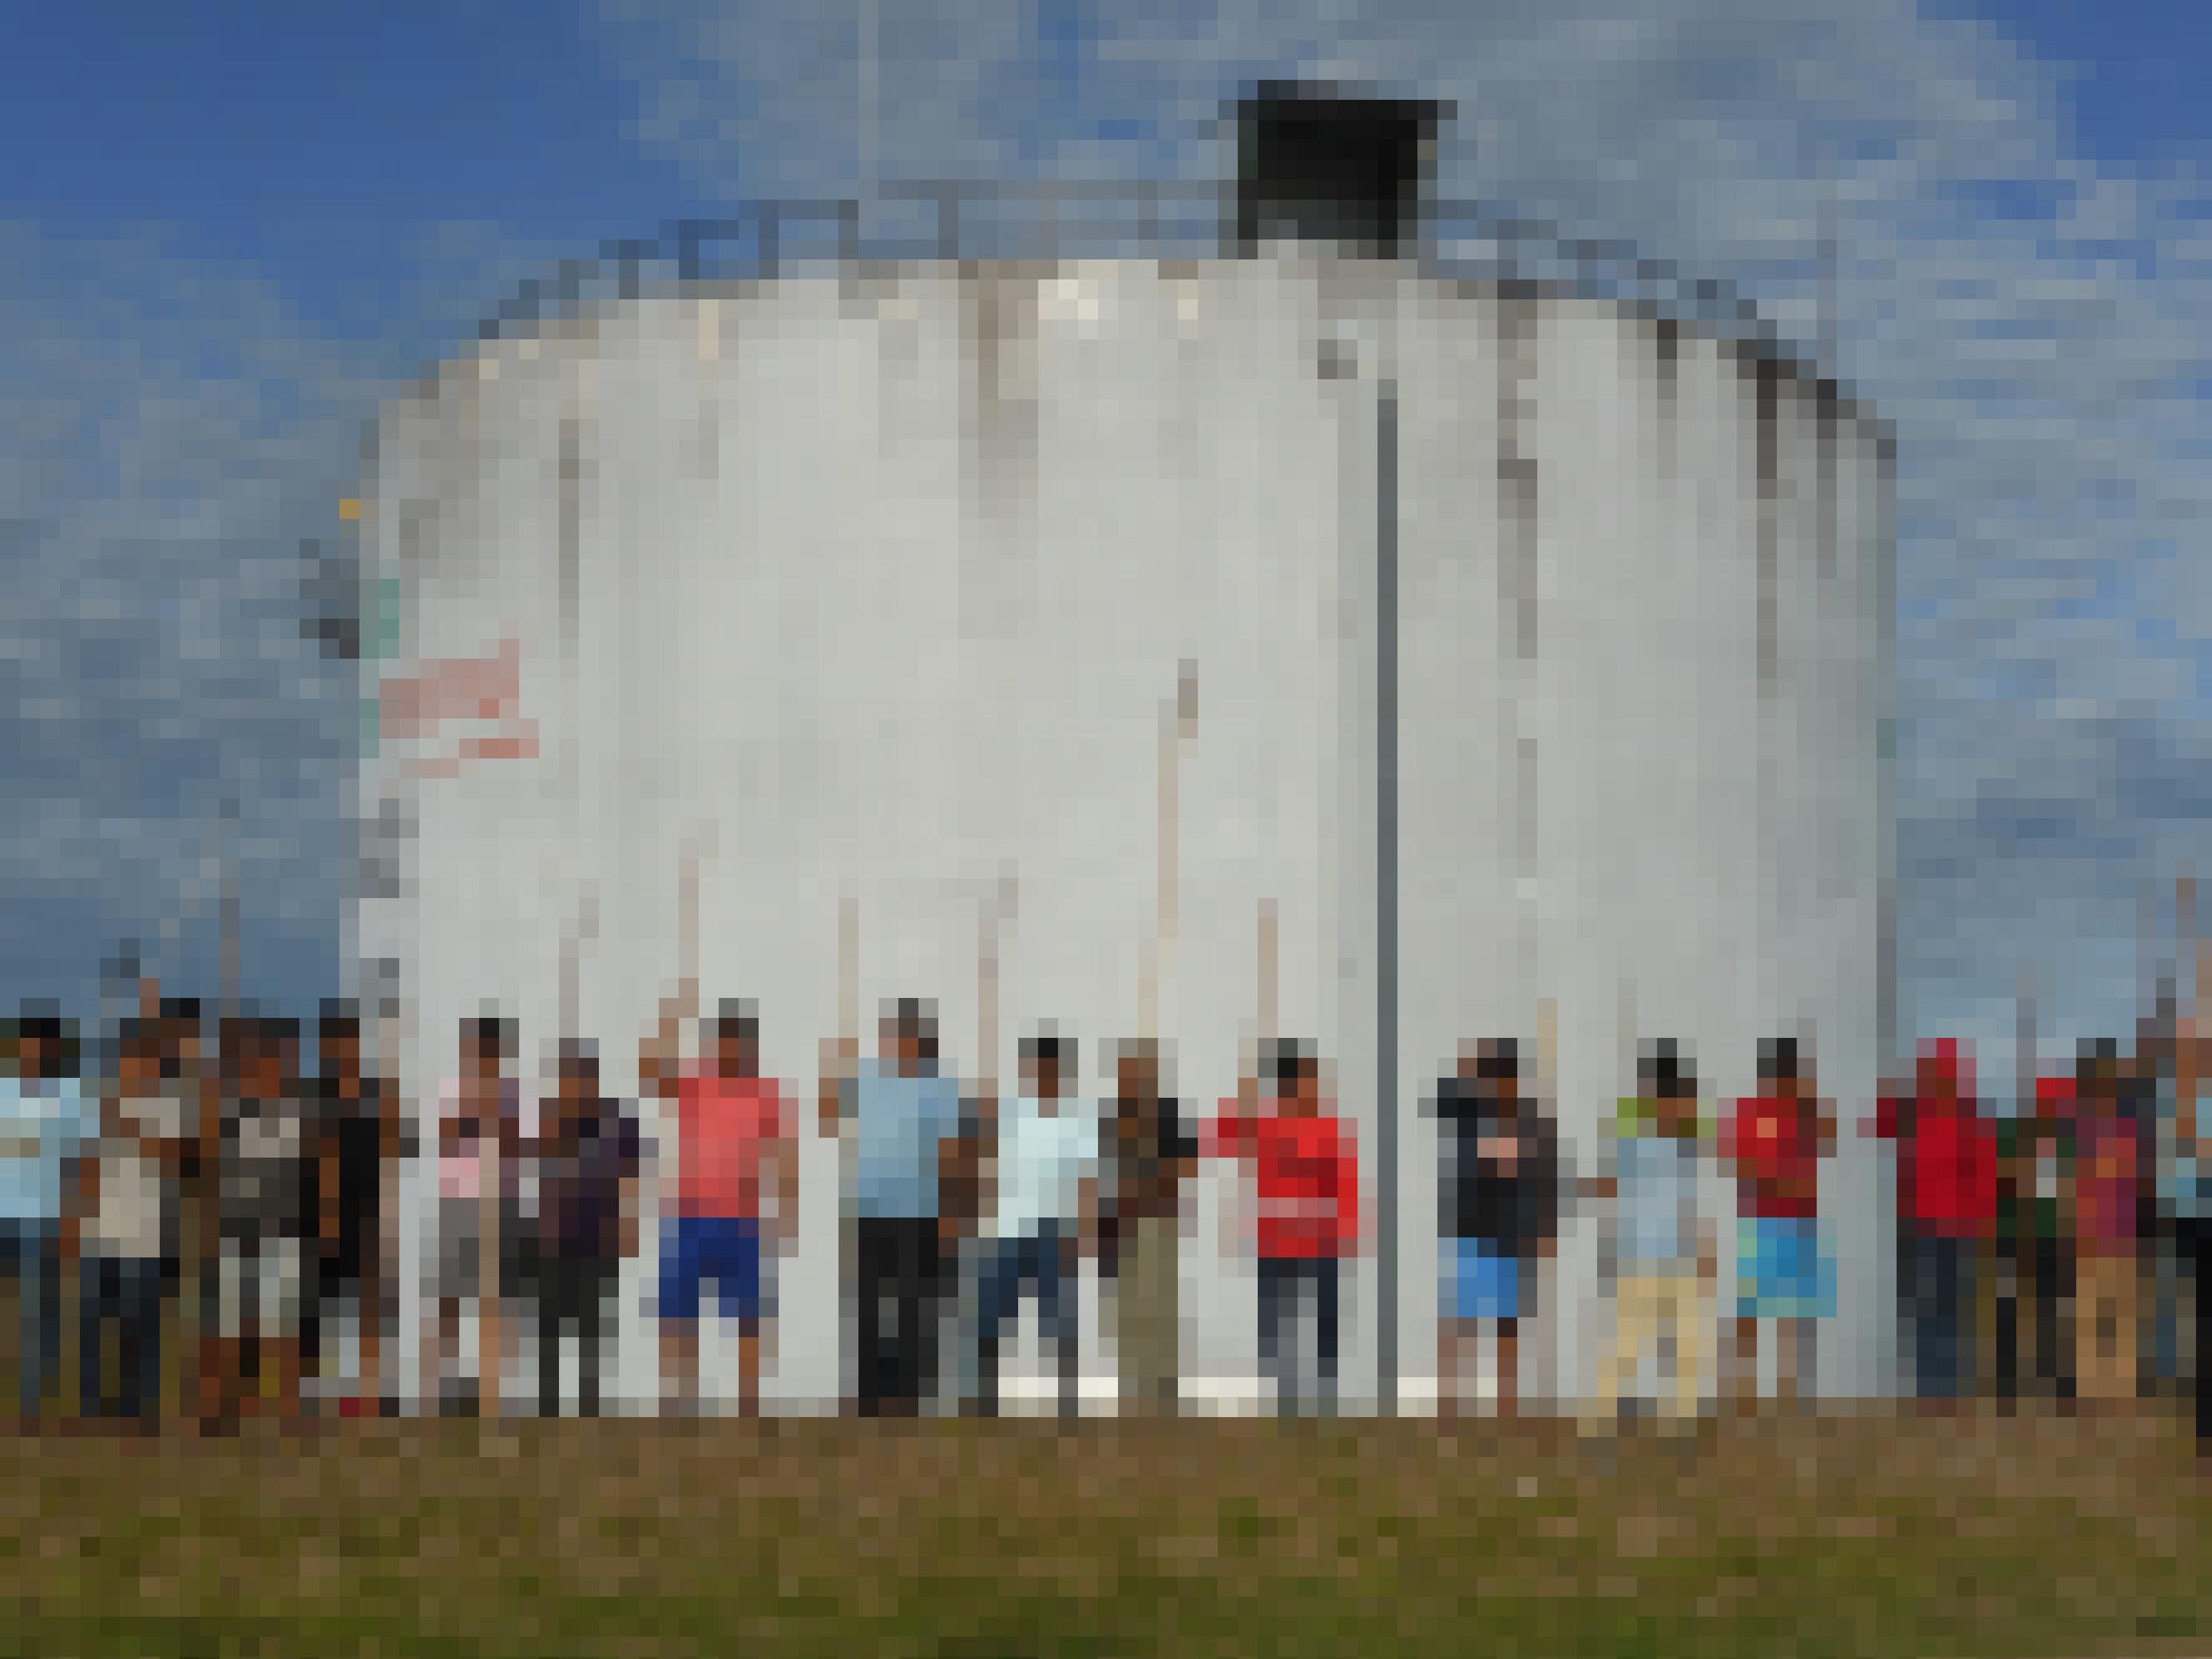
[
  {"x1": 2182, "y1": 1218, "x2": 2211, "y2": 1443},
  {"x1": 79, "y1": 1254, "x2": 165, "y2": 1422},
  {"x1": 977, "y1": 1226, "x2": 1079, "y2": 1419},
  {"x1": 534, "y1": 1253, "x2": 616, "y2": 1419},
  {"x1": 855, "y1": 1217, "x2": 947, "y2": 1416},
  {"x1": 1901, "y1": 1227, "x2": 1976, "y2": 1400},
  {"x1": 1258, "y1": 1256, "x2": 1341, "y2": 1419},
  {"x1": 0, "y1": 1221, "x2": 61, "y2": 1420},
  {"x1": 1996, "y1": 1234, "x2": 2075, "y2": 1403}
]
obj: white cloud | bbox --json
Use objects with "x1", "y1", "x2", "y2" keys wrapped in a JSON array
[{"x1": 0, "y1": 220, "x2": 553, "y2": 1012}]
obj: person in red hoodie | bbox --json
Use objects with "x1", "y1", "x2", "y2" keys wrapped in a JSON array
[
  {"x1": 1204, "y1": 1039, "x2": 1362, "y2": 1419},
  {"x1": 1868, "y1": 1039, "x2": 1998, "y2": 1410}
]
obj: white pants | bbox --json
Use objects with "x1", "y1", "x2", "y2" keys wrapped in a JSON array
[{"x1": 217, "y1": 1236, "x2": 304, "y2": 1340}]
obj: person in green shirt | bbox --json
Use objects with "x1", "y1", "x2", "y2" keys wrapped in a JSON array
[{"x1": 1992, "y1": 1077, "x2": 2075, "y2": 1409}]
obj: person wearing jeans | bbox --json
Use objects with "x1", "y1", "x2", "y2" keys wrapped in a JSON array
[
  {"x1": 977, "y1": 1225, "x2": 1083, "y2": 1419},
  {"x1": 533, "y1": 1250, "x2": 620, "y2": 1419},
  {"x1": 975, "y1": 1031, "x2": 1100, "y2": 1421},
  {"x1": 80, "y1": 1255, "x2": 164, "y2": 1425},
  {"x1": 823, "y1": 1000, "x2": 970, "y2": 1419},
  {"x1": 1256, "y1": 1253, "x2": 1342, "y2": 1416},
  {"x1": 1900, "y1": 1223, "x2": 1976, "y2": 1401},
  {"x1": 1204, "y1": 1039, "x2": 1362, "y2": 1420},
  {"x1": 1994, "y1": 1075, "x2": 2077, "y2": 1408},
  {"x1": 1869, "y1": 1039, "x2": 1998, "y2": 1408},
  {"x1": 77, "y1": 1017, "x2": 186, "y2": 1426},
  {"x1": 529, "y1": 1043, "x2": 642, "y2": 1419},
  {"x1": 0, "y1": 1221, "x2": 63, "y2": 1428},
  {"x1": 1, "y1": 1014, "x2": 93, "y2": 1429}
]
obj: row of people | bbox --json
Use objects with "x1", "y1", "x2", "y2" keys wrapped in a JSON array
[
  {"x1": 1, "y1": 991, "x2": 2205, "y2": 1441},
  {"x1": 1873, "y1": 1027, "x2": 2209, "y2": 1431}
]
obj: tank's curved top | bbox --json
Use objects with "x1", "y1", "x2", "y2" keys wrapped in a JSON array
[{"x1": 459, "y1": 180, "x2": 1881, "y2": 443}]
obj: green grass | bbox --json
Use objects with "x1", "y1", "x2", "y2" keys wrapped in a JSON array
[{"x1": 0, "y1": 1408, "x2": 2203, "y2": 1657}]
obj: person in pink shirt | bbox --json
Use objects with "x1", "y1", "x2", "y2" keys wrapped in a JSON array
[
  {"x1": 418, "y1": 1016, "x2": 521, "y2": 1418},
  {"x1": 640, "y1": 992, "x2": 797, "y2": 1418}
]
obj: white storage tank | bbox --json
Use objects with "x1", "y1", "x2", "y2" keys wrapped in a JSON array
[{"x1": 355, "y1": 87, "x2": 1894, "y2": 1415}]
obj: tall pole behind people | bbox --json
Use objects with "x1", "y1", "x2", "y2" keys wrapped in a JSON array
[
  {"x1": 1140, "y1": 664, "x2": 1198, "y2": 1050},
  {"x1": 823, "y1": 891, "x2": 859, "y2": 1415},
  {"x1": 644, "y1": 833, "x2": 711, "y2": 1415},
  {"x1": 2174, "y1": 872, "x2": 2211, "y2": 1449},
  {"x1": 950, "y1": 873, "x2": 1013, "y2": 1416},
  {"x1": 1535, "y1": 996, "x2": 1561, "y2": 1410}
]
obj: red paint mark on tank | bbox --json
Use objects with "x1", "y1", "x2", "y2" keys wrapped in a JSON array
[{"x1": 377, "y1": 639, "x2": 537, "y2": 778}]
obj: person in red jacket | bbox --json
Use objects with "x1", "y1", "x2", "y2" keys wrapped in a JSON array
[
  {"x1": 1868, "y1": 1039, "x2": 1998, "y2": 1409},
  {"x1": 1203, "y1": 1039, "x2": 1362, "y2": 1419}
]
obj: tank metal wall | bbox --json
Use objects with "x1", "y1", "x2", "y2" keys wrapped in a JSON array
[{"x1": 362, "y1": 258, "x2": 1890, "y2": 1412}]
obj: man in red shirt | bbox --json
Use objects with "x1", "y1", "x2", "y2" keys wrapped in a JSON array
[
  {"x1": 1868, "y1": 1039, "x2": 1998, "y2": 1410},
  {"x1": 1721, "y1": 1038, "x2": 1836, "y2": 1414},
  {"x1": 1203, "y1": 1039, "x2": 1362, "y2": 1419},
  {"x1": 640, "y1": 991, "x2": 797, "y2": 1419}
]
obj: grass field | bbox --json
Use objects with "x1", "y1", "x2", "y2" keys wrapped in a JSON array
[{"x1": 1, "y1": 1408, "x2": 2205, "y2": 1658}]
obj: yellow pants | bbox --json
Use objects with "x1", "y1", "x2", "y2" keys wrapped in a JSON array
[
  {"x1": 1591, "y1": 1271, "x2": 1709, "y2": 1426},
  {"x1": 1110, "y1": 1214, "x2": 1181, "y2": 1415},
  {"x1": 2075, "y1": 1252, "x2": 2139, "y2": 1404}
]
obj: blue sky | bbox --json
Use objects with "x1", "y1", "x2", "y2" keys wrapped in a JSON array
[
  {"x1": 0, "y1": 2, "x2": 709, "y2": 357},
  {"x1": 3, "y1": 0, "x2": 2210, "y2": 1072}
]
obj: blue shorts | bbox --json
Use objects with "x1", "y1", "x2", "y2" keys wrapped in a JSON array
[
  {"x1": 1441, "y1": 1237, "x2": 1526, "y2": 1324},
  {"x1": 1736, "y1": 1217, "x2": 1833, "y2": 1320},
  {"x1": 658, "y1": 1215, "x2": 766, "y2": 1326}
]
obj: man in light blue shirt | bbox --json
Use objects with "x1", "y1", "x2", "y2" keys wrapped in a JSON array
[
  {"x1": 823, "y1": 998, "x2": 971, "y2": 1418},
  {"x1": 1, "y1": 1012, "x2": 95, "y2": 1427},
  {"x1": 1585, "y1": 1040, "x2": 1717, "y2": 1443},
  {"x1": 976, "y1": 1031, "x2": 1100, "y2": 1421}
]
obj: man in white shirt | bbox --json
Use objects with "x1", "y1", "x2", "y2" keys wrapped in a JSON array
[
  {"x1": 976, "y1": 1031, "x2": 1101, "y2": 1421},
  {"x1": 2, "y1": 1012, "x2": 94, "y2": 1431},
  {"x1": 78, "y1": 1016, "x2": 188, "y2": 1428}
]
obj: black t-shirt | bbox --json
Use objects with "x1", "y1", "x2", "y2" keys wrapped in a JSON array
[
  {"x1": 535, "y1": 1100, "x2": 644, "y2": 1261},
  {"x1": 1109, "y1": 1095, "x2": 1195, "y2": 1198},
  {"x1": 1430, "y1": 1076, "x2": 1562, "y2": 1252},
  {"x1": 1101, "y1": 1095, "x2": 1195, "y2": 1270},
  {"x1": 218, "y1": 1092, "x2": 314, "y2": 1241},
  {"x1": 320, "y1": 1075, "x2": 394, "y2": 1259}
]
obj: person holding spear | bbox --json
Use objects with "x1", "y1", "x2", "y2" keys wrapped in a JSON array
[
  {"x1": 824, "y1": 990, "x2": 969, "y2": 1419},
  {"x1": 1204, "y1": 1028, "x2": 1365, "y2": 1421},
  {"x1": 1104, "y1": 665, "x2": 1199, "y2": 1418},
  {"x1": 640, "y1": 834, "x2": 797, "y2": 1419},
  {"x1": 419, "y1": 1016, "x2": 521, "y2": 1418}
]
